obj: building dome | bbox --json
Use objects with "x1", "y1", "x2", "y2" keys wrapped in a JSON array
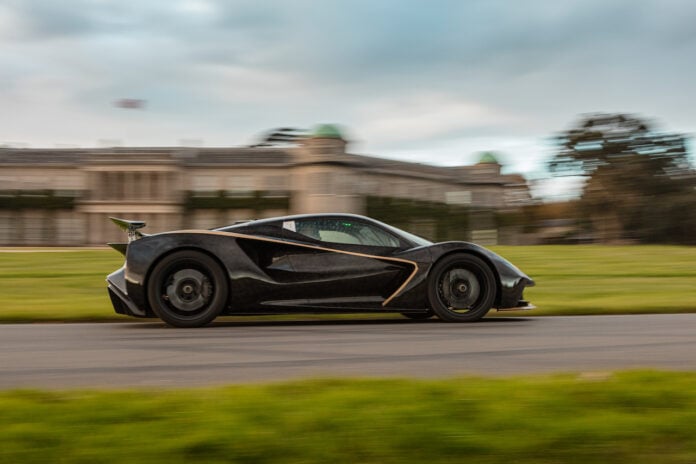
[
  {"x1": 312, "y1": 124, "x2": 344, "y2": 140},
  {"x1": 478, "y1": 152, "x2": 500, "y2": 164}
]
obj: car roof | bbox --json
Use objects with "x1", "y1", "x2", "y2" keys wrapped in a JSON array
[
  {"x1": 215, "y1": 212, "x2": 434, "y2": 249},
  {"x1": 219, "y1": 213, "x2": 375, "y2": 229}
]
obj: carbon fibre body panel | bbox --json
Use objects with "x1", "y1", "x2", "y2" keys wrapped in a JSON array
[{"x1": 106, "y1": 214, "x2": 534, "y2": 318}]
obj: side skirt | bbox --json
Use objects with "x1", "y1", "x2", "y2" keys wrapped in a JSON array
[{"x1": 224, "y1": 305, "x2": 432, "y2": 315}]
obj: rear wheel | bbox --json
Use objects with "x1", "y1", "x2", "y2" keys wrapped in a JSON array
[
  {"x1": 147, "y1": 250, "x2": 228, "y2": 327},
  {"x1": 427, "y1": 254, "x2": 496, "y2": 322}
]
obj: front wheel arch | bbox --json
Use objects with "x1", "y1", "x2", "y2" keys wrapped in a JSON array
[
  {"x1": 430, "y1": 250, "x2": 502, "y2": 307},
  {"x1": 427, "y1": 252, "x2": 498, "y2": 322}
]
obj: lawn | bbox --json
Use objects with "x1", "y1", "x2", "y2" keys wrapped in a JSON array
[
  {"x1": 1, "y1": 245, "x2": 695, "y2": 322},
  {"x1": 0, "y1": 249, "x2": 126, "y2": 322},
  {"x1": 2, "y1": 370, "x2": 696, "y2": 463},
  {"x1": 491, "y1": 245, "x2": 696, "y2": 316}
]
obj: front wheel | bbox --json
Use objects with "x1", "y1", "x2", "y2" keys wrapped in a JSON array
[
  {"x1": 147, "y1": 250, "x2": 229, "y2": 327},
  {"x1": 427, "y1": 254, "x2": 496, "y2": 322}
]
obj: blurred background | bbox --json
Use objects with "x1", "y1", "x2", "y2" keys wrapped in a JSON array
[
  {"x1": 3, "y1": 5, "x2": 696, "y2": 462},
  {"x1": 1, "y1": 0, "x2": 695, "y2": 246}
]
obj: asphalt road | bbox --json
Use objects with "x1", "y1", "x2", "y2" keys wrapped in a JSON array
[{"x1": 1, "y1": 314, "x2": 696, "y2": 389}]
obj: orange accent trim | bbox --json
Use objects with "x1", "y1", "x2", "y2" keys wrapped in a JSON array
[{"x1": 163, "y1": 230, "x2": 419, "y2": 307}]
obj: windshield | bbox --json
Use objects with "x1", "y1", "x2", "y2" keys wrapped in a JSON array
[{"x1": 378, "y1": 222, "x2": 433, "y2": 247}]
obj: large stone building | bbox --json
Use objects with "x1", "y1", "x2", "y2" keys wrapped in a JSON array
[{"x1": 0, "y1": 125, "x2": 533, "y2": 246}]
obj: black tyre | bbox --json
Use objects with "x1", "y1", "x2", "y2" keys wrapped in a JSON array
[
  {"x1": 427, "y1": 254, "x2": 496, "y2": 322},
  {"x1": 147, "y1": 250, "x2": 228, "y2": 327},
  {"x1": 400, "y1": 311, "x2": 434, "y2": 320}
]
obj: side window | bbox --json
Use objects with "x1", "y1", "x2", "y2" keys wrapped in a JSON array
[
  {"x1": 286, "y1": 219, "x2": 400, "y2": 247},
  {"x1": 319, "y1": 230, "x2": 361, "y2": 244}
]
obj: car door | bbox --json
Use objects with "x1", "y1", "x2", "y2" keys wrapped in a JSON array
[{"x1": 276, "y1": 217, "x2": 413, "y2": 304}]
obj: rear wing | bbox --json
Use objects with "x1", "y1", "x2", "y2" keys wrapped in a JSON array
[{"x1": 108, "y1": 217, "x2": 148, "y2": 255}]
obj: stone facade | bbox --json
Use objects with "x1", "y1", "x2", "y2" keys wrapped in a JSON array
[{"x1": 0, "y1": 126, "x2": 533, "y2": 246}]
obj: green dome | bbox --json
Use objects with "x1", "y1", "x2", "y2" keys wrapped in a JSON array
[
  {"x1": 478, "y1": 152, "x2": 500, "y2": 164},
  {"x1": 312, "y1": 124, "x2": 344, "y2": 139}
]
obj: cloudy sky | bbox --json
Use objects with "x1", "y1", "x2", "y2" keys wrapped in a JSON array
[{"x1": 1, "y1": 0, "x2": 695, "y2": 196}]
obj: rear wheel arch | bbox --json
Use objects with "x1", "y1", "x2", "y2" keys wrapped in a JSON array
[
  {"x1": 145, "y1": 246, "x2": 229, "y2": 298},
  {"x1": 144, "y1": 247, "x2": 230, "y2": 326}
]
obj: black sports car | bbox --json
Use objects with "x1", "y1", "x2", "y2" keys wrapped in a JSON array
[{"x1": 106, "y1": 214, "x2": 535, "y2": 327}]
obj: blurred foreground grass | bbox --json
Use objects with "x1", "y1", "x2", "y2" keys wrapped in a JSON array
[
  {"x1": 0, "y1": 245, "x2": 695, "y2": 322},
  {"x1": 2, "y1": 370, "x2": 696, "y2": 463}
]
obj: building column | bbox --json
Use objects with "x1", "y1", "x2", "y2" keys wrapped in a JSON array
[
  {"x1": 125, "y1": 172, "x2": 134, "y2": 200},
  {"x1": 148, "y1": 172, "x2": 157, "y2": 200},
  {"x1": 161, "y1": 172, "x2": 170, "y2": 200}
]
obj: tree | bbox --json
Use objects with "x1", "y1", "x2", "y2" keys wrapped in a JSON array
[{"x1": 549, "y1": 113, "x2": 695, "y2": 243}]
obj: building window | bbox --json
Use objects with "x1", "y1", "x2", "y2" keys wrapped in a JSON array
[
  {"x1": 225, "y1": 175, "x2": 254, "y2": 197},
  {"x1": 264, "y1": 175, "x2": 287, "y2": 191},
  {"x1": 445, "y1": 191, "x2": 472, "y2": 205},
  {"x1": 192, "y1": 175, "x2": 218, "y2": 190},
  {"x1": 191, "y1": 175, "x2": 218, "y2": 197}
]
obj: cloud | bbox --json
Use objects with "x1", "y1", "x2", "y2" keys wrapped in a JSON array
[
  {"x1": 1, "y1": 0, "x2": 696, "y2": 183},
  {"x1": 356, "y1": 93, "x2": 521, "y2": 145}
]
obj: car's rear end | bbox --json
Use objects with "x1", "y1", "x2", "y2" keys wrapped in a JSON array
[{"x1": 106, "y1": 218, "x2": 150, "y2": 318}]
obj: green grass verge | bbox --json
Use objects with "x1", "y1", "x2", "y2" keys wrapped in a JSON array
[
  {"x1": 0, "y1": 250, "x2": 128, "y2": 322},
  {"x1": 2, "y1": 371, "x2": 696, "y2": 463},
  {"x1": 490, "y1": 245, "x2": 696, "y2": 316},
  {"x1": 1, "y1": 245, "x2": 696, "y2": 322}
]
